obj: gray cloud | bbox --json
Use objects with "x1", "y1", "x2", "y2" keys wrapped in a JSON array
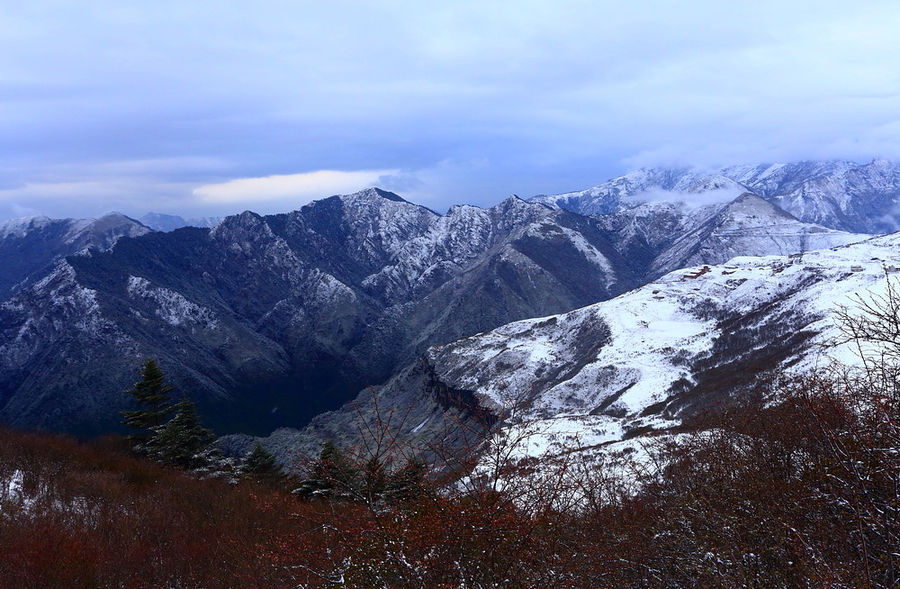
[{"x1": 1, "y1": 0, "x2": 899, "y2": 221}]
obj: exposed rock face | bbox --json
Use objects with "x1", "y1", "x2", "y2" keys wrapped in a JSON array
[
  {"x1": 640, "y1": 193, "x2": 863, "y2": 277},
  {"x1": 0, "y1": 190, "x2": 626, "y2": 435}
]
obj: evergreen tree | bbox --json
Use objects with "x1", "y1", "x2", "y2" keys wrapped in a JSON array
[
  {"x1": 122, "y1": 359, "x2": 175, "y2": 453},
  {"x1": 242, "y1": 442, "x2": 283, "y2": 483},
  {"x1": 386, "y1": 456, "x2": 428, "y2": 503},
  {"x1": 361, "y1": 456, "x2": 388, "y2": 503},
  {"x1": 312, "y1": 440, "x2": 358, "y2": 490},
  {"x1": 146, "y1": 397, "x2": 216, "y2": 469},
  {"x1": 294, "y1": 441, "x2": 359, "y2": 499}
]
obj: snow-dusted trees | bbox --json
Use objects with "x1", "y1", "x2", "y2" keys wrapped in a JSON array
[
  {"x1": 293, "y1": 439, "x2": 428, "y2": 505},
  {"x1": 88, "y1": 285, "x2": 895, "y2": 587},
  {"x1": 626, "y1": 282, "x2": 900, "y2": 588},
  {"x1": 241, "y1": 441, "x2": 282, "y2": 483}
]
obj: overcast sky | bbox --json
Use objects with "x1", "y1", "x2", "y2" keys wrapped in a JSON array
[{"x1": 2, "y1": 0, "x2": 899, "y2": 223}]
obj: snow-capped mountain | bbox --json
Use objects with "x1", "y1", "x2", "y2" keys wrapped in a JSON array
[
  {"x1": 0, "y1": 213, "x2": 151, "y2": 302},
  {"x1": 139, "y1": 213, "x2": 223, "y2": 232},
  {"x1": 642, "y1": 192, "x2": 864, "y2": 277},
  {"x1": 0, "y1": 190, "x2": 625, "y2": 434},
  {"x1": 271, "y1": 233, "x2": 898, "y2": 465},
  {"x1": 533, "y1": 159, "x2": 900, "y2": 234},
  {"x1": 0, "y1": 187, "x2": 870, "y2": 437}
]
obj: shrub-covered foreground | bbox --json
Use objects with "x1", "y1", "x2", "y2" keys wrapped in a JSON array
[{"x1": 0, "y1": 368, "x2": 897, "y2": 588}]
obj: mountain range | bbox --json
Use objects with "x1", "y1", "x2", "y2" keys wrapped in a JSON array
[
  {"x1": 0, "y1": 160, "x2": 894, "y2": 453},
  {"x1": 138, "y1": 213, "x2": 223, "y2": 232},
  {"x1": 0, "y1": 213, "x2": 151, "y2": 302},
  {"x1": 532, "y1": 159, "x2": 900, "y2": 234},
  {"x1": 265, "y1": 231, "x2": 892, "y2": 466}
]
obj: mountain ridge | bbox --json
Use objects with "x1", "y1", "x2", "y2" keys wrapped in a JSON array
[
  {"x1": 0, "y1": 212, "x2": 151, "y2": 302},
  {"x1": 0, "y1": 190, "x2": 625, "y2": 434},
  {"x1": 264, "y1": 232, "x2": 897, "y2": 466},
  {"x1": 532, "y1": 159, "x2": 900, "y2": 234},
  {"x1": 0, "y1": 172, "x2": 880, "y2": 438}
]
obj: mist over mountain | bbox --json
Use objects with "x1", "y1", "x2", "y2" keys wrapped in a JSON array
[
  {"x1": 139, "y1": 213, "x2": 223, "y2": 232},
  {"x1": 533, "y1": 159, "x2": 900, "y2": 234}
]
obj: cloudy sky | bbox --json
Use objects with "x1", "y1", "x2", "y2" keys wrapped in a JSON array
[{"x1": 2, "y1": 0, "x2": 899, "y2": 223}]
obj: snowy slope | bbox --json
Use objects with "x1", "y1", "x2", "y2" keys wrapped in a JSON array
[
  {"x1": 268, "y1": 232, "x2": 896, "y2": 468},
  {"x1": 0, "y1": 216, "x2": 55, "y2": 239},
  {"x1": 590, "y1": 192, "x2": 864, "y2": 280},
  {"x1": 647, "y1": 193, "x2": 866, "y2": 276},
  {"x1": 531, "y1": 167, "x2": 728, "y2": 215},
  {"x1": 0, "y1": 213, "x2": 151, "y2": 302},
  {"x1": 0, "y1": 190, "x2": 630, "y2": 434},
  {"x1": 0, "y1": 186, "x2": 876, "y2": 438},
  {"x1": 533, "y1": 159, "x2": 900, "y2": 234},
  {"x1": 139, "y1": 213, "x2": 223, "y2": 231},
  {"x1": 415, "y1": 233, "x2": 900, "y2": 459}
]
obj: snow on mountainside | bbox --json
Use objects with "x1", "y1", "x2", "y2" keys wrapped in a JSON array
[
  {"x1": 0, "y1": 190, "x2": 629, "y2": 435},
  {"x1": 646, "y1": 193, "x2": 865, "y2": 276},
  {"x1": 591, "y1": 192, "x2": 864, "y2": 280},
  {"x1": 531, "y1": 168, "x2": 717, "y2": 216},
  {"x1": 419, "y1": 234, "x2": 900, "y2": 460},
  {"x1": 532, "y1": 159, "x2": 900, "y2": 234},
  {"x1": 272, "y1": 233, "x2": 900, "y2": 466},
  {"x1": 0, "y1": 186, "x2": 877, "y2": 439},
  {"x1": 0, "y1": 213, "x2": 151, "y2": 302},
  {"x1": 139, "y1": 213, "x2": 223, "y2": 232},
  {"x1": 360, "y1": 196, "x2": 554, "y2": 302},
  {"x1": 0, "y1": 216, "x2": 55, "y2": 239},
  {"x1": 0, "y1": 212, "x2": 148, "y2": 244}
]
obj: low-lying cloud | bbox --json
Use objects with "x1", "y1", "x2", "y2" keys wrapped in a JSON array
[
  {"x1": 193, "y1": 170, "x2": 399, "y2": 205},
  {"x1": 2, "y1": 1, "x2": 900, "y2": 222},
  {"x1": 625, "y1": 186, "x2": 748, "y2": 209}
]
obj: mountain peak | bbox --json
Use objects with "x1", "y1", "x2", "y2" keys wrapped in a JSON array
[
  {"x1": 488, "y1": 194, "x2": 554, "y2": 228},
  {"x1": 92, "y1": 211, "x2": 139, "y2": 225},
  {"x1": 532, "y1": 159, "x2": 900, "y2": 233},
  {"x1": 350, "y1": 187, "x2": 407, "y2": 203},
  {"x1": 685, "y1": 174, "x2": 746, "y2": 195},
  {"x1": 0, "y1": 215, "x2": 53, "y2": 239},
  {"x1": 493, "y1": 194, "x2": 550, "y2": 212},
  {"x1": 71, "y1": 212, "x2": 151, "y2": 244},
  {"x1": 140, "y1": 213, "x2": 223, "y2": 232},
  {"x1": 720, "y1": 192, "x2": 797, "y2": 221}
]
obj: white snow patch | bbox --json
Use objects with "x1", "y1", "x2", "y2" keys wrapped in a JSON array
[
  {"x1": 126, "y1": 275, "x2": 219, "y2": 328},
  {"x1": 0, "y1": 215, "x2": 53, "y2": 239},
  {"x1": 435, "y1": 233, "x2": 900, "y2": 472},
  {"x1": 410, "y1": 418, "x2": 430, "y2": 434}
]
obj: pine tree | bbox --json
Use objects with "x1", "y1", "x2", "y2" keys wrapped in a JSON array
[
  {"x1": 386, "y1": 456, "x2": 428, "y2": 503},
  {"x1": 122, "y1": 359, "x2": 175, "y2": 453},
  {"x1": 242, "y1": 442, "x2": 283, "y2": 483},
  {"x1": 312, "y1": 440, "x2": 358, "y2": 490},
  {"x1": 361, "y1": 455, "x2": 388, "y2": 502},
  {"x1": 146, "y1": 397, "x2": 216, "y2": 469},
  {"x1": 294, "y1": 441, "x2": 359, "y2": 499}
]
